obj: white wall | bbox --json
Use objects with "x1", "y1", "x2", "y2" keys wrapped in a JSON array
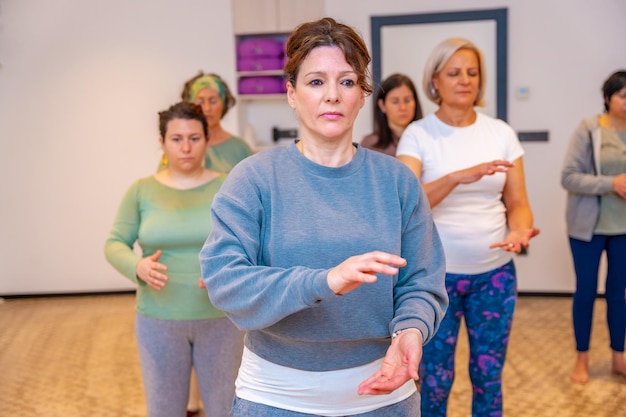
[
  {"x1": 0, "y1": 0, "x2": 237, "y2": 294},
  {"x1": 326, "y1": 0, "x2": 626, "y2": 293},
  {"x1": 1, "y1": 0, "x2": 624, "y2": 294}
]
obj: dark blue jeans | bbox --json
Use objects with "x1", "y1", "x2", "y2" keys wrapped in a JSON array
[{"x1": 569, "y1": 234, "x2": 626, "y2": 352}]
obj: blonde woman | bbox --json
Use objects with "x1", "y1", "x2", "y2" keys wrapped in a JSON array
[{"x1": 397, "y1": 38, "x2": 539, "y2": 417}]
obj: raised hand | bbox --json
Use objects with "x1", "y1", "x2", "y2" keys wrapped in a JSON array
[
  {"x1": 490, "y1": 227, "x2": 541, "y2": 253},
  {"x1": 454, "y1": 160, "x2": 514, "y2": 184},
  {"x1": 327, "y1": 251, "x2": 406, "y2": 296}
]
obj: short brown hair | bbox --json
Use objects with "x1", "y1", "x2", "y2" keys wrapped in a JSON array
[{"x1": 284, "y1": 17, "x2": 372, "y2": 95}]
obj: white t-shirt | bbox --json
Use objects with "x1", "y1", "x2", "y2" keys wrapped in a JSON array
[
  {"x1": 397, "y1": 112, "x2": 524, "y2": 274},
  {"x1": 236, "y1": 347, "x2": 416, "y2": 416}
]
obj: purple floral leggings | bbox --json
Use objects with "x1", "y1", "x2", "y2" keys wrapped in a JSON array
[{"x1": 419, "y1": 261, "x2": 517, "y2": 417}]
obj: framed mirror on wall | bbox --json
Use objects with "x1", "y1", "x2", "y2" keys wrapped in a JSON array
[{"x1": 371, "y1": 8, "x2": 508, "y2": 121}]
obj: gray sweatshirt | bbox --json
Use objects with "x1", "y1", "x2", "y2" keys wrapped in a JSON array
[{"x1": 200, "y1": 142, "x2": 447, "y2": 372}]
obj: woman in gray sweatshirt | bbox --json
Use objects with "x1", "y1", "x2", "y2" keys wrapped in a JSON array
[{"x1": 200, "y1": 17, "x2": 447, "y2": 417}]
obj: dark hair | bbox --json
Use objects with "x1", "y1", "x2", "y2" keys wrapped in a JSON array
[
  {"x1": 602, "y1": 70, "x2": 626, "y2": 112},
  {"x1": 180, "y1": 72, "x2": 237, "y2": 118},
  {"x1": 158, "y1": 102, "x2": 208, "y2": 139},
  {"x1": 373, "y1": 73, "x2": 423, "y2": 149},
  {"x1": 284, "y1": 17, "x2": 372, "y2": 95}
]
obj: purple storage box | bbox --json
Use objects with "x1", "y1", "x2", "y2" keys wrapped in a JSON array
[
  {"x1": 238, "y1": 76, "x2": 286, "y2": 95},
  {"x1": 237, "y1": 37, "x2": 284, "y2": 58},
  {"x1": 237, "y1": 56, "x2": 284, "y2": 72}
]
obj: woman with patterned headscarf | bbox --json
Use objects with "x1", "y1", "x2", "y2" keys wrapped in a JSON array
[
  {"x1": 159, "y1": 72, "x2": 253, "y2": 174},
  {"x1": 164, "y1": 73, "x2": 252, "y2": 417}
]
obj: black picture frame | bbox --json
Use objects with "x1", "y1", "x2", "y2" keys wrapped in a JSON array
[{"x1": 371, "y1": 8, "x2": 508, "y2": 121}]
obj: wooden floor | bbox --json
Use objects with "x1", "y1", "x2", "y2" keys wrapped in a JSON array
[{"x1": 1, "y1": 294, "x2": 625, "y2": 417}]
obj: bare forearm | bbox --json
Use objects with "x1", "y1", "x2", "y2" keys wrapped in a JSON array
[
  {"x1": 506, "y1": 203, "x2": 534, "y2": 231},
  {"x1": 423, "y1": 174, "x2": 458, "y2": 208}
]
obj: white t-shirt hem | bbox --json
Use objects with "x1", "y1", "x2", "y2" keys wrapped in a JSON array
[{"x1": 235, "y1": 346, "x2": 417, "y2": 416}]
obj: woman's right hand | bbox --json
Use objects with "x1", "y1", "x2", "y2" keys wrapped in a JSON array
[
  {"x1": 613, "y1": 174, "x2": 626, "y2": 199},
  {"x1": 453, "y1": 160, "x2": 514, "y2": 184},
  {"x1": 136, "y1": 250, "x2": 168, "y2": 290},
  {"x1": 327, "y1": 251, "x2": 407, "y2": 296}
]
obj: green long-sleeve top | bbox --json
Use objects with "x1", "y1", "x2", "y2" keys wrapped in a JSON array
[{"x1": 105, "y1": 175, "x2": 226, "y2": 320}]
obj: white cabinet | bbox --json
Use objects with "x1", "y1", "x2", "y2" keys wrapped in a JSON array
[
  {"x1": 232, "y1": 0, "x2": 324, "y2": 34},
  {"x1": 231, "y1": 0, "x2": 324, "y2": 149},
  {"x1": 277, "y1": 0, "x2": 325, "y2": 31}
]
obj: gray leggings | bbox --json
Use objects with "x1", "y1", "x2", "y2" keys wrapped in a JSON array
[
  {"x1": 135, "y1": 313, "x2": 244, "y2": 417},
  {"x1": 231, "y1": 392, "x2": 420, "y2": 417}
]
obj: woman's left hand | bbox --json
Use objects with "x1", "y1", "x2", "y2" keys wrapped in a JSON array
[
  {"x1": 327, "y1": 251, "x2": 406, "y2": 296},
  {"x1": 490, "y1": 227, "x2": 541, "y2": 253},
  {"x1": 357, "y1": 329, "x2": 422, "y2": 395}
]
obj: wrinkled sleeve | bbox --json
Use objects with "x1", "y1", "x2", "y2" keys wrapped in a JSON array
[
  {"x1": 199, "y1": 171, "x2": 339, "y2": 331},
  {"x1": 561, "y1": 120, "x2": 614, "y2": 195},
  {"x1": 390, "y1": 175, "x2": 448, "y2": 344},
  {"x1": 104, "y1": 181, "x2": 141, "y2": 284}
]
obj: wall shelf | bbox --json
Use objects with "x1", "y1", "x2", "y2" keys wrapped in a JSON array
[{"x1": 232, "y1": 0, "x2": 323, "y2": 148}]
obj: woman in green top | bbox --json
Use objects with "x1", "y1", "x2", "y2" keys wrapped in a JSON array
[
  {"x1": 180, "y1": 72, "x2": 252, "y2": 416},
  {"x1": 105, "y1": 102, "x2": 243, "y2": 417},
  {"x1": 159, "y1": 72, "x2": 253, "y2": 174}
]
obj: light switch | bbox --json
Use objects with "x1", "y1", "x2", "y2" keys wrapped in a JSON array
[{"x1": 516, "y1": 86, "x2": 530, "y2": 100}]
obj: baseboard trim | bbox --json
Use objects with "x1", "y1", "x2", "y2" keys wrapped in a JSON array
[
  {"x1": 518, "y1": 291, "x2": 573, "y2": 298},
  {"x1": 0, "y1": 290, "x2": 136, "y2": 300},
  {"x1": 0, "y1": 290, "x2": 584, "y2": 300},
  {"x1": 1, "y1": 290, "x2": 603, "y2": 300}
]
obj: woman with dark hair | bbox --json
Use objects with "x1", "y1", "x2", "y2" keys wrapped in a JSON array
[
  {"x1": 105, "y1": 102, "x2": 243, "y2": 417},
  {"x1": 562, "y1": 70, "x2": 626, "y2": 384},
  {"x1": 169, "y1": 72, "x2": 253, "y2": 416},
  {"x1": 200, "y1": 17, "x2": 447, "y2": 417},
  {"x1": 361, "y1": 73, "x2": 422, "y2": 156},
  {"x1": 159, "y1": 72, "x2": 252, "y2": 173}
]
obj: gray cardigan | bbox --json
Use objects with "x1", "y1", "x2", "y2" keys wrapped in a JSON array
[{"x1": 561, "y1": 117, "x2": 615, "y2": 241}]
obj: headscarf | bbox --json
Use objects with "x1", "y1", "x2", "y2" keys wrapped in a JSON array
[{"x1": 188, "y1": 74, "x2": 226, "y2": 105}]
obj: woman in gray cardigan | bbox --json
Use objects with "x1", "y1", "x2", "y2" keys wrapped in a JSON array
[{"x1": 561, "y1": 70, "x2": 626, "y2": 384}]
